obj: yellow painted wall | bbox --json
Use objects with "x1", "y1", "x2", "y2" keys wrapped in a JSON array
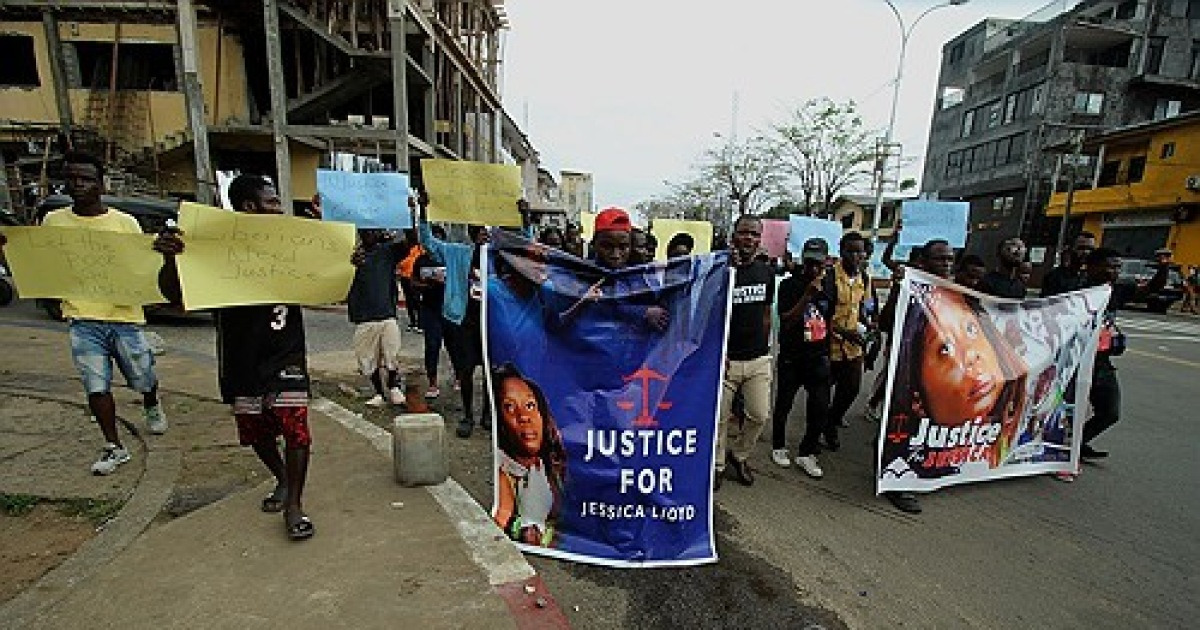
[
  {"x1": 292, "y1": 143, "x2": 321, "y2": 201},
  {"x1": 1047, "y1": 120, "x2": 1200, "y2": 216},
  {"x1": 0, "y1": 22, "x2": 58, "y2": 124},
  {"x1": 2, "y1": 19, "x2": 249, "y2": 143}
]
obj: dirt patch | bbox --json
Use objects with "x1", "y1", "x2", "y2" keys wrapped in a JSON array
[{"x1": 0, "y1": 503, "x2": 97, "y2": 604}]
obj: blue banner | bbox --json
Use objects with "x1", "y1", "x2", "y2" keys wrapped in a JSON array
[
  {"x1": 899, "y1": 200, "x2": 969, "y2": 248},
  {"x1": 786, "y1": 215, "x2": 843, "y2": 255},
  {"x1": 484, "y1": 229, "x2": 730, "y2": 567},
  {"x1": 316, "y1": 170, "x2": 412, "y2": 229}
]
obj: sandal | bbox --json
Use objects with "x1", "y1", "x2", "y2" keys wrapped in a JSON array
[{"x1": 286, "y1": 513, "x2": 315, "y2": 541}]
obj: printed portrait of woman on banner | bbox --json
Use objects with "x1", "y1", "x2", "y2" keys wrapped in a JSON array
[
  {"x1": 491, "y1": 363, "x2": 568, "y2": 547},
  {"x1": 882, "y1": 285, "x2": 1029, "y2": 479}
]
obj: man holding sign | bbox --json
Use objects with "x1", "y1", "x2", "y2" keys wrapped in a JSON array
[
  {"x1": 0, "y1": 151, "x2": 168, "y2": 476},
  {"x1": 155, "y1": 174, "x2": 318, "y2": 541}
]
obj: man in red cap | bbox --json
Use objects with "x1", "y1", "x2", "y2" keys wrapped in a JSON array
[{"x1": 592, "y1": 207, "x2": 633, "y2": 269}]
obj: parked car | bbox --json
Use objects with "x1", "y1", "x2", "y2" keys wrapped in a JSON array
[
  {"x1": 1115, "y1": 258, "x2": 1183, "y2": 313},
  {"x1": 32, "y1": 195, "x2": 185, "y2": 320}
]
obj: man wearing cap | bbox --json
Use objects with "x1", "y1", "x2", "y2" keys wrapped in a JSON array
[
  {"x1": 770, "y1": 238, "x2": 834, "y2": 478},
  {"x1": 715, "y1": 215, "x2": 775, "y2": 489},
  {"x1": 554, "y1": 207, "x2": 670, "y2": 372}
]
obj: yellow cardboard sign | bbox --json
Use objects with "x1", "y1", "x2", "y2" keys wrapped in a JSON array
[
  {"x1": 579, "y1": 211, "x2": 597, "y2": 243},
  {"x1": 0, "y1": 226, "x2": 164, "y2": 304},
  {"x1": 175, "y1": 202, "x2": 356, "y2": 310},
  {"x1": 421, "y1": 159, "x2": 522, "y2": 226},
  {"x1": 650, "y1": 219, "x2": 713, "y2": 260}
]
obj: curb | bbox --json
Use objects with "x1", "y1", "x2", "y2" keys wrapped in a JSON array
[
  {"x1": 310, "y1": 397, "x2": 570, "y2": 629},
  {"x1": 0, "y1": 390, "x2": 181, "y2": 628}
]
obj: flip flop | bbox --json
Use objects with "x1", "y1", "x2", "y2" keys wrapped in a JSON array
[{"x1": 286, "y1": 514, "x2": 315, "y2": 541}]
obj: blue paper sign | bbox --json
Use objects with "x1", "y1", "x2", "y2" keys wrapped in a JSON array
[
  {"x1": 899, "y1": 200, "x2": 969, "y2": 248},
  {"x1": 867, "y1": 239, "x2": 915, "y2": 281},
  {"x1": 485, "y1": 230, "x2": 729, "y2": 567},
  {"x1": 786, "y1": 215, "x2": 844, "y2": 256},
  {"x1": 316, "y1": 170, "x2": 412, "y2": 229}
]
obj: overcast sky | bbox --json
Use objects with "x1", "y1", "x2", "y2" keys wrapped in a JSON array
[{"x1": 501, "y1": 0, "x2": 1057, "y2": 211}]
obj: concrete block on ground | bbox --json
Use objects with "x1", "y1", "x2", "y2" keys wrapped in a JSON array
[{"x1": 392, "y1": 413, "x2": 448, "y2": 487}]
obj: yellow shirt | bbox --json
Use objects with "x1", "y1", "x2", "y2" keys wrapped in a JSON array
[
  {"x1": 830, "y1": 263, "x2": 867, "y2": 361},
  {"x1": 41, "y1": 207, "x2": 147, "y2": 324}
]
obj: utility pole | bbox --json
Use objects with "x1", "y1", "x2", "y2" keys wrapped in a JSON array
[{"x1": 1053, "y1": 129, "x2": 1085, "y2": 266}]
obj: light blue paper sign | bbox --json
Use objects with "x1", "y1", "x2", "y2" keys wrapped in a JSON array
[
  {"x1": 317, "y1": 170, "x2": 412, "y2": 229},
  {"x1": 787, "y1": 215, "x2": 844, "y2": 256},
  {"x1": 899, "y1": 200, "x2": 969, "y2": 248},
  {"x1": 867, "y1": 240, "x2": 915, "y2": 281}
]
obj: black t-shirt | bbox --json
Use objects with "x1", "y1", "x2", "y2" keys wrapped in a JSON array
[
  {"x1": 727, "y1": 260, "x2": 775, "y2": 361},
  {"x1": 776, "y1": 275, "x2": 833, "y2": 361},
  {"x1": 215, "y1": 304, "x2": 308, "y2": 402},
  {"x1": 412, "y1": 252, "x2": 445, "y2": 312},
  {"x1": 978, "y1": 270, "x2": 1026, "y2": 299},
  {"x1": 1041, "y1": 266, "x2": 1086, "y2": 297},
  {"x1": 347, "y1": 242, "x2": 401, "y2": 324}
]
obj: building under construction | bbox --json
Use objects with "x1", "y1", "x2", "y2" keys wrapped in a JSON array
[{"x1": 0, "y1": 0, "x2": 541, "y2": 218}]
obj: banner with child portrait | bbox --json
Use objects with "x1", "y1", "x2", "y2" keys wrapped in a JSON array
[
  {"x1": 483, "y1": 229, "x2": 730, "y2": 568},
  {"x1": 877, "y1": 269, "x2": 1112, "y2": 493}
]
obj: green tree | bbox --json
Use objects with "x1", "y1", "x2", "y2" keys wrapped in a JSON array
[{"x1": 772, "y1": 98, "x2": 877, "y2": 216}]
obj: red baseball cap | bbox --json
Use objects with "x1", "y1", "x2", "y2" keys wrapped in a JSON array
[{"x1": 594, "y1": 207, "x2": 632, "y2": 233}]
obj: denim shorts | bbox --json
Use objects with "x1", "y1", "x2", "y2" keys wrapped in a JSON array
[{"x1": 69, "y1": 320, "x2": 158, "y2": 395}]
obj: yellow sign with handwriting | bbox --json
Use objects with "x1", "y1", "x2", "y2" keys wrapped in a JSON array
[
  {"x1": 650, "y1": 219, "x2": 713, "y2": 260},
  {"x1": 175, "y1": 202, "x2": 356, "y2": 310},
  {"x1": 421, "y1": 159, "x2": 522, "y2": 226},
  {"x1": 1, "y1": 226, "x2": 164, "y2": 304}
]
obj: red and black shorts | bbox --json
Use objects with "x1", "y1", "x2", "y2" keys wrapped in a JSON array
[{"x1": 231, "y1": 391, "x2": 311, "y2": 449}]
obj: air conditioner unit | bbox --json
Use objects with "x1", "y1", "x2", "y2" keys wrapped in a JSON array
[{"x1": 1187, "y1": 175, "x2": 1200, "y2": 191}]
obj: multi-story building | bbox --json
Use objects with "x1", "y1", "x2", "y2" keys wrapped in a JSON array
[
  {"x1": 920, "y1": 0, "x2": 1200, "y2": 268},
  {"x1": 558, "y1": 169, "x2": 593, "y2": 225},
  {"x1": 0, "y1": 0, "x2": 540, "y2": 218},
  {"x1": 1045, "y1": 109, "x2": 1200, "y2": 265}
]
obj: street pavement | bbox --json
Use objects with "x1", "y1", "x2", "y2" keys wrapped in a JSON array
[
  {"x1": 2, "y1": 298, "x2": 1196, "y2": 629},
  {"x1": 0, "y1": 299, "x2": 565, "y2": 630}
]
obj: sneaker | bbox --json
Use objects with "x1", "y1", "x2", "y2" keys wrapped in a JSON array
[
  {"x1": 1053, "y1": 471, "x2": 1078, "y2": 483},
  {"x1": 837, "y1": 417, "x2": 850, "y2": 428},
  {"x1": 794, "y1": 455, "x2": 824, "y2": 479},
  {"x1": 770, "y1": 449, "x2": 791, "y2": 468},
  {"x1": 388, "y1": 387, "x2": 405, "y2": 406},
  {"x1": 1080, "y1": 444, "x2": 1109, "y2": 460},
  {"x1": 144, "y1": 405, "x2": 168, "y2": 435},
  {"x1": 91, "y1": 444, "x2": 131, "y2": 475},
  {"x1": 865, "y1": 404, "x2": 882, "y2": 423},
  {"x1": 425, "y1": 386, "x2": 440, "y2": 400},
  {"x1": 455, "y1": 418, "x2": 473, "y2": 439},
  {"x1": 365, "y1": 394, "x2": 387, "y2": 407}
]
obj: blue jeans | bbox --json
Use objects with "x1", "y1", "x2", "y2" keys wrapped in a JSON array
[{"x1": 69, "y1": 320, "x2": 158, "y2": 394}]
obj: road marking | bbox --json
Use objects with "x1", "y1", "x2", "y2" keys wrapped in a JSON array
[
  {"x1": 310, "y1": 398, "x2": 537, "y2": 587},
  {"x1": 1126, "y1": 348, "x2": 1200, "y2": 369},
  {"x1": 1123, "y1": 334, "x2": 1200, "y2": 342}
]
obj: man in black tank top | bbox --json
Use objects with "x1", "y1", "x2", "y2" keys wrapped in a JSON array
[{"x1": 155, "y1": 174, "x2": 317, "y2": 541}]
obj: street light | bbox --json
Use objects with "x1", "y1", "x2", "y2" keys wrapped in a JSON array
[{"x1": 870, "y1": 0, "x2": 969, "y2": 241}]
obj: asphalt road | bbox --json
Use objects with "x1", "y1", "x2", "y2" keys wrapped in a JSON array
[{"x1": 3, "y1": 299, "x2": 1195, "y2": 628}]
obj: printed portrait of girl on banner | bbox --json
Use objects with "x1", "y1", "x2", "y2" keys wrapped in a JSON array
[
  {"x1": 492, "y1": 363, "x2": 567, "y2": 547},
  {"x1": 878, "y1": 270, "x2": 1110, "y2": 493},
  {"x1": 882, "y1": 284, "x2": 1028, "y2": 477}
]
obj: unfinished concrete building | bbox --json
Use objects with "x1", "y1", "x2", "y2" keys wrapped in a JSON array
[
  {"x1": 0, "y1": 0, "x2": 540, "y2": 218},
  {"x1": 920, "y1": 0, "x2": 1200, "y2": 268}
]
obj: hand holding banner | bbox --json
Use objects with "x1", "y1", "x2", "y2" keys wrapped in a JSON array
[
  {"x1": 174, "y1": 202, "x2": 356, "y2": 310},
  {"x1": 420, "y1": 159, "x2": 522, "y2": 226},
  {"x1": 0, "y1": 226, "x2": 164, "y2": 304},
  {"x1": 316, "y1": 170, "x2": 412, "y2": 228}
]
